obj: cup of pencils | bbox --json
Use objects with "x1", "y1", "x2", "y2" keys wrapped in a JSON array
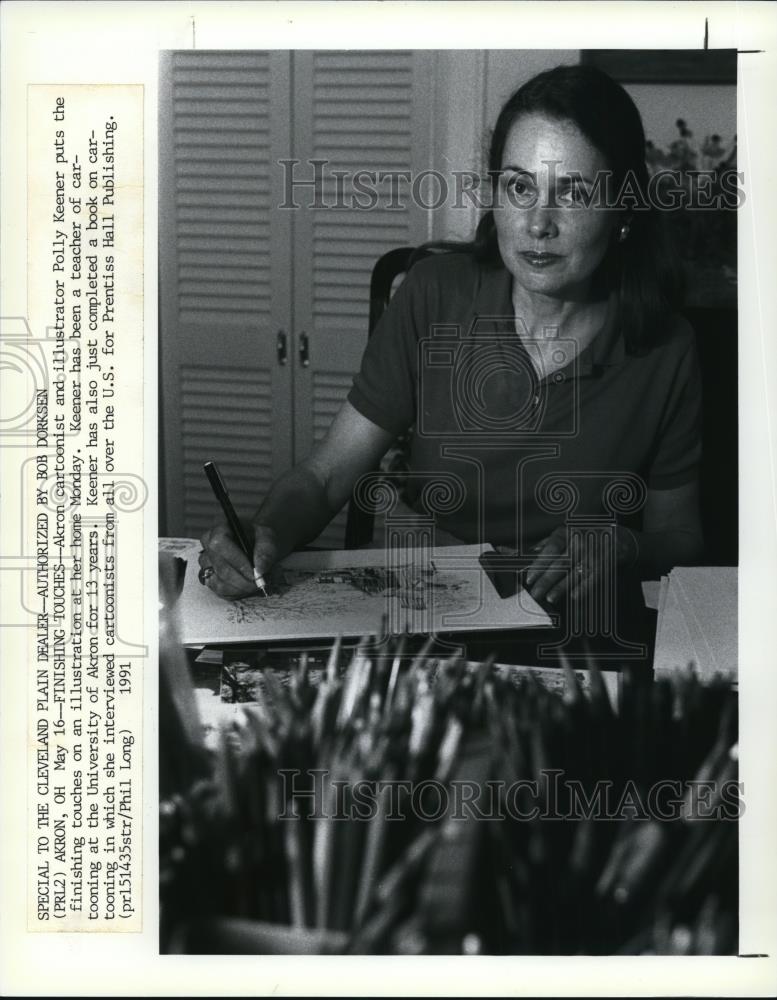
[{"x1": 160, "y1": 633, "x2": 738, "y2": 955}]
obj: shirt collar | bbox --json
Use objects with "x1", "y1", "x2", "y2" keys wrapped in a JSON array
[{"x1": 471, "y1": 263, "x2": 625, "y2": 375}]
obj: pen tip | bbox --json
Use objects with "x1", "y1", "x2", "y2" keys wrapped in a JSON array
[{"x1": 252, "y1": 568, "x2": 268, "y2": 597}]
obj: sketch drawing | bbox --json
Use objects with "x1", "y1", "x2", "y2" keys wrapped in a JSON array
[
  {"x1": 226, "y1": 560, "x2": 463, "y2": 626},
  {"x1": 159, "y1": 537, "x2": 202, "y2": 555},
  {"x1": 170, "y1": 542, "x2": 550, "y2": 645}
]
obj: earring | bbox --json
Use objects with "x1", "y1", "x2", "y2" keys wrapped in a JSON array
[{"x1": 618, "y1": 223, "x2": 630, "y2": 243}]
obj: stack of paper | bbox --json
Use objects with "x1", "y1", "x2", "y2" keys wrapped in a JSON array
[{"x1": 653, "y1": 567, "x2": 738, "y2": 682}]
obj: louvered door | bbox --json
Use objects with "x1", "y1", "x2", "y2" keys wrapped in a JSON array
[
  {"x1": 160, "y1": 50, "x2": 434, "y2": 544},
  {"x1": 159, "y1": 51, "x2": 294, "y2": 537},
  {"x1": 292, "y1": 51, "x2": 433, "y2": 547}
]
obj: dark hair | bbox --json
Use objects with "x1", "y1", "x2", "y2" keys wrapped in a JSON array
[{"x1": 424, "y1": 64, "x2": 683, "y2": 353}]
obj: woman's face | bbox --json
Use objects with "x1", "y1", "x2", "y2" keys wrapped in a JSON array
[{"x1": 493, "y1": 112, "x2": 617, "y2": 302}]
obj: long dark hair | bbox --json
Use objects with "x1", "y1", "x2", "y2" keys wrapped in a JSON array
[{"x1": 424, "y1": 64, "x2": 683, "y2": 353}]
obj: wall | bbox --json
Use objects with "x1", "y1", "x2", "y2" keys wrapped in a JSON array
[
  {"x1": 431, "y1": 49, "x2": 578, "y2": 241},
  {"x1": 487, "y1": 57, "x2": 737, "y2": 152},
  {"x1": 431, "y1": 51, "x2": 737, "y2": 242},
  {"x1": 483, "y1": 50, "x2": 579, "y2": 127},
  {"x1": 625, "y1": 82, "x2": 736, "y2": 152}
]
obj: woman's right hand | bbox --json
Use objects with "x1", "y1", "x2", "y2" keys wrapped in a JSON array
[
  {"x1": 196, "y1": 402, "x2": 394, "y2": 601},
  {"x1": 198, "y1": 519, "x2": 280, "y2": 600}
]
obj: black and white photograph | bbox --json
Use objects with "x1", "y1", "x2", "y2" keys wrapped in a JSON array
[
  {"x1": 2, "y1": 2, "x2": 776, "y2": 995},
  {"x1": 158, "y1": 45, "x2": 741, "y2": 955}
]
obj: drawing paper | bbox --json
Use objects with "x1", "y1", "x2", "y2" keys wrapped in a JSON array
[
  {"x1": 672, "y1": 566, "x2": 738, "y2": 679},
  {"x1": 167, "y1": 541, "x2": 552, "y2": 645},
  {"x1": 653, "y1": 567, "x2": 737, "y2": 681}
]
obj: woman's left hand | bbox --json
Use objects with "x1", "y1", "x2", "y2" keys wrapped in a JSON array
[{"x1": 524, "y1": 525, "x2": 637, "y2": 606}]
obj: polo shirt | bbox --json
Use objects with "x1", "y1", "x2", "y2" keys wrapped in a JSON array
[{"x1": 347, "y1": 253, "x2": 702, "y2": 549}]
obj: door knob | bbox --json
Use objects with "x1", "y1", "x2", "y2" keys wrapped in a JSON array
[
  {"x1": 276, "y1": 330, "x2": 287, "y2": 365},
  {"x1": 299, "y1": 331, "x2": 310, "y2": 368}
]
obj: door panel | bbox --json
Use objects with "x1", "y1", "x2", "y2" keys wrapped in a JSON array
[
  {"x1": 161, "y1": 49, "x2": 435, "y2": 546},
  {"x1": 159, "y1": 50, "x2": 293, "y2": 537},
  {"x1": 292, "y1": 50, "x2": 433, "y2": 547},
  {"x1": 179, "y1": 364, "x2": 277, "y2": 532},
  {"x1": 310, "y1": 370, "x2": 359, "y2": 550}
]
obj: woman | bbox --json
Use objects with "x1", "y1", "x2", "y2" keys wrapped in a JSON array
[{"x1": 199, "y1": 64, "x2": 704, "y2": 607}]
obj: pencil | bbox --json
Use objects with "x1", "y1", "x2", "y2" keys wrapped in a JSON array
[{"x1": 203, "y1": 460, "x2": 268, "y2": 596}]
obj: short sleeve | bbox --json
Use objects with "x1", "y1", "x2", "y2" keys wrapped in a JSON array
[
  {"x1": 346, "y1": 267, "x2": 422, "y2": 437},
  {"x1": 647, "y1": 327, "x2": 703, "y2": 490}
]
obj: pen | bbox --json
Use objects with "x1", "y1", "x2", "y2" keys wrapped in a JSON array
[{"x1": 203, "y1": 460, "x2": 268, "y2": 596}]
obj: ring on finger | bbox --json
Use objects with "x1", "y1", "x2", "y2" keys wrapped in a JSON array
[{"x1": 198, "y1": 566, "x2": 215, "y2": 586}]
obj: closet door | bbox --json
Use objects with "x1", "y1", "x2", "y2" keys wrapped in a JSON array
[
  {"x1": 159, "y1": 50, "x2": 294, "y2": 537},
  {"x1": 292, "y1": 50, "x2": 434, "y2": 547}
]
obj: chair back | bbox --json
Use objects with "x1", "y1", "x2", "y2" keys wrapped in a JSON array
[
  {"x1": 344, "y1": 247, "x2": 428, "y2": 548},
  {"x1": 683, "y1": 306, "x2": 738, "y2": 565}
]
